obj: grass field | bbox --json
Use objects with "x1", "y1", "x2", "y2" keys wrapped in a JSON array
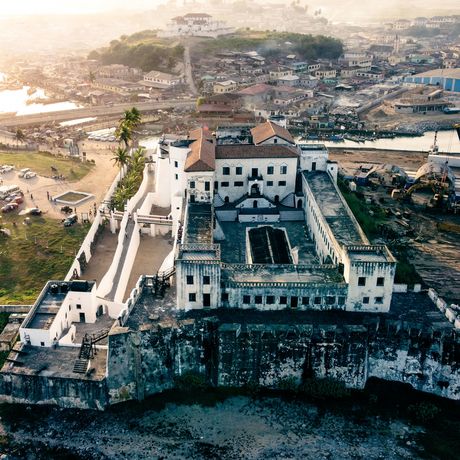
[
  {"x1": 0, "y1": 214, "x2": 90, "y2": 304},
  {"x1": 0, "y1": 151, "x2": 94, "y2": 181}
]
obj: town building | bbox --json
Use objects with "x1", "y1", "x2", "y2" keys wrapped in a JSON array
[
  {"x1": 159, "y1": 13, "x2": 234, "y2": 38},
  {"x1": 404, "y1": 68, "x2": 460, "y2": 93},
  {"x1": 143, "y1": 71, "x2": 183, "y2": 88}
]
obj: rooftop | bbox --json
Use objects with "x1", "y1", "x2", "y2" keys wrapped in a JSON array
[
  {"x1": 184, "y1": 203, "x2": 213, "y2": 245},
  {"x1": 23, "y1": 281, "x2": 95, "y2": 330},
  {"x1": 408, "y1": 68, "x2": 460, "y2": 79},
  {"x1": 251, "y1": 120, "x2": 296, "y2": 145},
  {"x1": 215, "y1": 144, "x2": 299, "y2": 159},
  {"x1": 222, "y1": 264, "x2": 345, "y2": 286},
  {"x1": 303, "y1": 171, "x2": 366, "y2": 247}
]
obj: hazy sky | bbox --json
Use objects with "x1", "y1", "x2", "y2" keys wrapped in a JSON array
[{"x1": 0, "y1": 0, "x2": 166, "y2": 16}]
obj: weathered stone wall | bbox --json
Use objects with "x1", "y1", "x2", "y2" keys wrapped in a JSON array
[
  {"x1": 0, "y1": 373, "x2": 108, "y2": 410},
  {"x1": 107, "y1": 319, "x2": 219, "y2": 405},
  {"x1": 106, "y1": 316, "x2": 460, "y2": 404}
]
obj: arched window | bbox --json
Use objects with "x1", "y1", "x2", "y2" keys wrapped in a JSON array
[
  {"x1": 253, "y1": 200, "x2": 258, "y2": 208},
  {"x1": 224, "y1": 196, "x2": 229, "y2": 203},
  {"x1": 274, "y1": 195, "x2": 279, "y2": 204},
  {"x1": 297, "y1": 199, "x2": 303, "y2": 208}
]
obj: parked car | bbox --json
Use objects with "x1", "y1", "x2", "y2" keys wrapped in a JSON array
[
  {"x1": 18, "y1": 168, "x2": 31, "y2": 178},
  {"x1": 1, "y1": 203, "x2": 18, "y2": 213},
  {"x1": 61, "y1": 205, "x2": 73, "y2": 214},
  {"x1": 63, "y1": 214, "x2": 78, "y2": 227},
  {"x1": 0, "y1": 165, "x2": 14, "y2": 173},
  {"x1": 29, "y1": 207, "x2": 42, "y2": 216},
  {"x1": 24, "y1": 171, "x2": 37, "y2": 179}
]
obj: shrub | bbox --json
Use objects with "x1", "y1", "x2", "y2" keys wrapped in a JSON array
[
  {"x1": 174, "y1": 371, "x2": 208, "y2": 392},
  {"x1": 408, "y1": 402, "x2": 441, "y2": 424},
  {"x1": 298, "y1": 377, "x2": 351, "y2": 400}
]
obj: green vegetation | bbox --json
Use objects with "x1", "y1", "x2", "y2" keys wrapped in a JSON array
[
  {"x1": 0, "y1": 151, "x2": 94, "y2": 181},
  {"x1": 0, "y1": 215, "x2": 90, "y2": 304},
  {"x1": 195, "y1": 30, "x2": 343, "y2": 60},
  {"x1": 337, "y1": 179, "x2": 386, "y2": 238},
  {"x1": 110, "y1": 108, "x2": 146, "y2": 211},
  {"x1": 337, "y1": 178, "x2": 422, "y2": 285},
  {"x1": 88, "y1": 32, "x2": 184, "y2": 73}
]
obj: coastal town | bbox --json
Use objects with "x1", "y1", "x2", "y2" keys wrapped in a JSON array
[{"x1": 0, "y1": 1, "x2": 460, "y2": 459}]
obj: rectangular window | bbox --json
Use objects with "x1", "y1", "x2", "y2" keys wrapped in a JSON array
[
  {"x1": 186, "y1": 275, "x2": 194, "y2": 285},
  {"x1": 174, "y1": 161, "x2": 178, "y2": 168},
  {"x1": 266, "y1": 295, "x2": 275, "y2": 304},
  {"x1": 267, "y1": 165, "x2": 274, "y2": 175},
  {"x1": 255, "y1": 295, "x2": 262, "y2": 304},
  {"x1": 221, "y1": 293, "x2": 229, "y2": 302},
  {"x1": 214, "y1": 181, "x2": 219, "y2": 190},
  {"x1": 280, "y1": 165, "x2": 287, "y2": 175},
  {"x1": 302, "y1": 296, "x2": 310, "y2": 305},
  {"x1": 203, "y1": 275, "x2": 210, "y2": 285},
  {"x1": 280, "y1": 296, "x2": 287, "y2": 304},
  {"x1": 234, "y1": 181, "x2": 244, "y2": 187},
  {"x1": 358, "y1": 277, "x2": 366, "y2": 286},
  {"x1": 76, "y1": 304, "x2": 82, "y2": 310},
  {"x1": 251, "y1": 168, "x2": 258, "y2": 177},
  {"x1": 363, "y1": 296, "x2": 370, "y2": 304},
  {"x1": 235, "y1": 166, "x2": 243, "y2": 175},
  {"x1": 326, "y1": 296, "x2": 335, "y2": 305},
  {"x1": 221, "y1": 181, "x2": 229, "y2": 187},
  {"x1": 267, "y1": 181, "x2": 274, "y2": 186},
  {"x1": 376, "y1": 277, "x2": 384, "y2": 286},
  {"x1": 375, "y1": 297, "x2": 383, "y2": 304},
  {"x1": 222, "y1": 166, "x2": 230, "y2": 175},
  {"x1": 278, "y1": 181, "x2": 286, "y2": 186},
  {"x1": 189, "y1": 181, "x2": 195, "y2": 189},
  {"x1": 204, "y1": 181, "x2": 210, "y2": 191},
  {"x1": 338, "y1": 296, "x2": 346, "y2": 305},
  {"x1": 175, "y1": 174, "x2": 178, "y2": 180},
  {"x1": 189, "y1": 293, "x2": 196, "y2": 302},
  {"x1": 243, "y1": 295, "x2": 251, "y2": 304},
  {"x1": 314, "y1": 297, "x2": 322, "y2": 305}
]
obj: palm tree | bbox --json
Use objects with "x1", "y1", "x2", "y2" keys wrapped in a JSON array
[
  {"x1": 112, "y1": 147, "x2": 130, "y2": 180},
  {"x1": 121, "y1": 107, "x2": 142, "y2": 130},
  {"x1": 14, "y1": 128, "x2": 26, "y2": 149},
  {"x1": 130, "y1": 147, "x2": 145, "y2": 173},
  {"x1": 115, "y1": 123, "x2": 132, "y2": 149},
  {"x1": 117, "y1": 107, "x2": 142, "y2": 148}
]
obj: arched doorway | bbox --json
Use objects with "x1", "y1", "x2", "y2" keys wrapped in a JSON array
[
  {"x1": 250, "y1": 184, "x2": 260, "y2": 196},
  {"x1": 297, "y1": 199, "x2": 303, "y2": 208}
]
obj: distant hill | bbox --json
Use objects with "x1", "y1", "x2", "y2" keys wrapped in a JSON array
[
  {"x1": 88, "y1": 31, "x2": 184, "y2": 73},
  {"x1": 193, "y1": 30, "x2": 343, "y2": 61},
  {"x1": 88, "y1": 29, "x2": 343, "y2": 72}
]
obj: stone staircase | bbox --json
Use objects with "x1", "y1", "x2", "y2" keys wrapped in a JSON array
[{"x1": 73, "y1": 358, "x2": 89, "y2": 374}]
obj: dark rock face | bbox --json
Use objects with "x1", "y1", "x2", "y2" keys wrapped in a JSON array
[{"x1": 106, "y1": 316, "x2": 460, "y2": 406}]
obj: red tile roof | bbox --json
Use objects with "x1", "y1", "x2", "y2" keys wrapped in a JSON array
[
  {"x1": 184, "y1": 128, "x2": 215, "y2": 172},
  {"x1": 250, "y1": 121, "x2": 295, "y2": 145},
  {"x1": 237, "y1": 83, "x2": 273, "y2": 96}
]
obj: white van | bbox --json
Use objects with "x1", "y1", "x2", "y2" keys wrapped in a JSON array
[
  {"x1": 18, "y1": 168, "x2": 31, "y2": 178},
  {"x1": 0, "y1": 184, "x2": 21, "y2": 200}
]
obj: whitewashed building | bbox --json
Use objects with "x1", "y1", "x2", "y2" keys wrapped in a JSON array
[
  {"x1": 159, "y1": 13, "x2": 235, "y2": 38},
  {"x1": 151, "y1": 121, "x2": 396, "y2": 313}
]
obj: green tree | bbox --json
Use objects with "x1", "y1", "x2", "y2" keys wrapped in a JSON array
[
  {"x1": 115, "y1": 123, "x2": 132, "y2": 149},
  {"x1": 112, "y1": 147, "x2": 130, "y2": 180},
  {"x1": 14, "y1": 129, "x2": 26, "y2": 149}
]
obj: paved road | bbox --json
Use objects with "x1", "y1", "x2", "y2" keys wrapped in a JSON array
[
  {"x1": 0, "y1": 99, "x2": 195, "y2": 128},
  {"x1": 183, "y1": 45, "x2": 198, "y2": 96}
]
